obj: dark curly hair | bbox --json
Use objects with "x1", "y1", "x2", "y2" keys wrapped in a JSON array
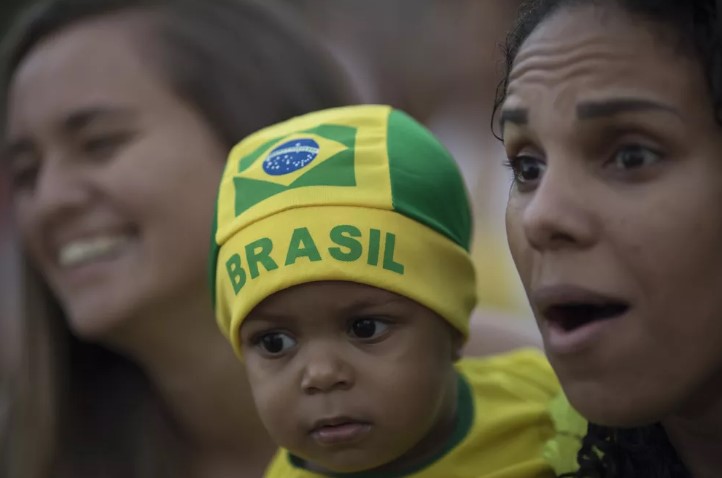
[
  {"x1": 494, "y1": 0, "x2": 722, "y2": 476},
  {"x1": 558, "y1": 423, "x2": 691, "y2": 477}
]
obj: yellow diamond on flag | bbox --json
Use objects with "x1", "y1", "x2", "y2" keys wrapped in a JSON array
[{"x1": 239, "y1": 133, "x2": 349, "y2": 187}]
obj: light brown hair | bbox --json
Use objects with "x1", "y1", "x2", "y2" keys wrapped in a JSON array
[{"x1": 0, "y1": 1, "x2": 357, "y2": 476}]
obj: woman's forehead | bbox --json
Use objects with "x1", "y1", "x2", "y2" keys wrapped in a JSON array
[
  {"x1": 504, "y1": 4, "x2": 705, "y2": 119},
  {"x1": 5, "y1": 16, "x2": 166, "y2": 137}
]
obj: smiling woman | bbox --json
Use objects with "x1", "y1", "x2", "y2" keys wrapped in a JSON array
[
  {"x1": 497, "y1": 0, "x2": 722, "y2": 477},
  {"x1": 0, "y1": 0, "x2": 356, "y2": 477}
]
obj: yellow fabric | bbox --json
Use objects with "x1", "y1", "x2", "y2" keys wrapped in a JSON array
[
  {"x1": 543, "y1": 393, "x2": 586, "y2": 475},
  {"x1": 215, "y1": 105, "x2": 395, "y2": 246},
  {"x1": 216, "y1": 206, "x2": 476, "y2": 356},
  {"x1": 471, "y1": 232, "x2": 528, "y2": 313},
  {"x1": 214, "y1": 104, "x2": 476, "y2": 356},
  {"x1": 264, "y1": 349, "x2": 577, "y2": 478}
]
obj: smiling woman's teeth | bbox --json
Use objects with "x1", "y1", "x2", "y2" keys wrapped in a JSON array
[{"x1": 58, "y1": 236, "x2": 129, "y2": 267}]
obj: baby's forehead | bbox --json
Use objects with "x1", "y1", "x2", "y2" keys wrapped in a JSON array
[{"x1": 249, "y1": 281, "x2": 412, "y2": 319}]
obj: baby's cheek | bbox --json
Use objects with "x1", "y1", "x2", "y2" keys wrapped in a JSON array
[
  {"x1": 248, "y1": 371, "x2": 294, "y2": 421},
  {"x1": 258, "y1": 393, "x2": 304, "y2": 451},
  {"x1": 245, "y1": 365, "x2": 282, "y2": 412}
]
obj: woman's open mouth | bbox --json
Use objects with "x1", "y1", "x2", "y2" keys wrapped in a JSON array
[
  {"x1": 533, "y1": 285, "x2": 630, "y2": 353},
  {"x1": 544, "y1": 301, "x2": 629, "y2": 332}
]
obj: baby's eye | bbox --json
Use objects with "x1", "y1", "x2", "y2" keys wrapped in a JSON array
[
  {"x1": 348, "y1": 318, "x2": 389, "y2": 340},
  {"x1": 254, "y1": 332, "x2": 296, "y2": 356}
]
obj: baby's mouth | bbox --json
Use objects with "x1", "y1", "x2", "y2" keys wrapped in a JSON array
[{"x1": 309, "y1": 416, "x2": 372, "y2": 446}]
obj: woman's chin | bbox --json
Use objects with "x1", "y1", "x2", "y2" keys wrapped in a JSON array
[
  {"x1": 564, "y1": 383, "x2": 671, "y2": 429},
  {"x1": 63, "y1": 297, "x2": 137, "y2": 343}
]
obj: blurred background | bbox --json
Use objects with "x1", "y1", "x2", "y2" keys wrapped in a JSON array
[
  {"x1": 280, "y1": 0, "x2": 530, "y2": 315},
  {"x1": 0, "y1": 2, "x2": 546, "y2": 476},
  {"x1": 0, "y1": 0, "x2": 533, "y2": 376},
  {"x1": 0, "y1": 2, "x2": 538, "y2": 474}
]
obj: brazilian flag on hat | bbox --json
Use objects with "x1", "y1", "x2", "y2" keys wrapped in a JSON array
[{"x1": 211, "y1": 105, "x2": 477, "y2": 356}]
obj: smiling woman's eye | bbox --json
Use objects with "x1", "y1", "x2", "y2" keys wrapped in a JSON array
[
  {"x1": 252, "y1": 332, "x2": 296, "y2": 356},
  {"x1": 4, "y1": 142, "x2": 41, "y2": 192},
  {"x1": 610, "y1": 144, "x2": 663, "y2": 170},
  {"x1": 8, "y1": 159, "x2": 40, "y2": 192},
  {"x1": 348, "y1": 318, "x2": 390, "y2": 340},
  {"x1": 81, "y1": 132, "x2": 134, "y2": 160}
]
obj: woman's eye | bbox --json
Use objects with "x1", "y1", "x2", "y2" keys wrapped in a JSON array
[
  {"x1": 348, "y1": 318, "x2": 389, "y2": 340},
  {"x1": 506, "y1": 155, "x2": 546, "y2": 186},
  {"x1": 82, "y1": 133, "x2": 132, "y2": 159},
  {"x1": 9, "y1": 162, "x2": 39, "y2": 191},
  {"x1": 5, "y1": 143, "x2": 41, "y2": 191},
  {"x1": 610, "y1": 145, "x2": 662, "y2": 170},
  {"x1": 254, "y1": 332, "x2": 296, "y2": 356}
]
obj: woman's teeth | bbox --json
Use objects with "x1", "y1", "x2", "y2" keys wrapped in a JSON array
[{"x1": 58, "y1": 235, "x2": 130, "y2": 267}]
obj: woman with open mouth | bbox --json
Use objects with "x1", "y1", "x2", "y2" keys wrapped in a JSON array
[{"x1": 499, "y1": 0, "x2": 722, "y2": 477}]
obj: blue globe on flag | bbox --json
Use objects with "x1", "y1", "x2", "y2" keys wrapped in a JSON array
[{"x1": 263, "y1": 138, "x2": 320, "y2": 176}]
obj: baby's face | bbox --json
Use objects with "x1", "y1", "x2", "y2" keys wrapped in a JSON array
[{"x1": 240, "y1": 281, "x2": 460, "y2": 473}]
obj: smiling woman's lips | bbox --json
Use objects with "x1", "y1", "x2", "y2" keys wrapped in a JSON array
[{"x1": 57, "y1": 234, "x2": 133, "y2": 268}]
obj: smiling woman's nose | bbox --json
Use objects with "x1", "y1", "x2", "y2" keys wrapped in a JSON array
[{"x1": 26, "y1": 159, "x2": 92, "y2": 231}]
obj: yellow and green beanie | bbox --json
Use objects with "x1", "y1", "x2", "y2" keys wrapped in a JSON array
[{"x1": 211, "y1": 105, "x2": 477, "y2": 356}]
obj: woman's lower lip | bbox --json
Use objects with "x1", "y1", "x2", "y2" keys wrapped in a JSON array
[
  {"x1": 544, "y1": 315, "x2": 622, "y2": 355},
  {"x1": 56, "y1": 246, "x2": 132, "y2": 287},
  {"x1": 310, "y1": 422, "x2": 372, "y2": 446}
]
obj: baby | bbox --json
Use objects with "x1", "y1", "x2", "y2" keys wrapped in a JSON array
[{"x1": 211, "y1": 105, "x2": 568, "y2": 477}]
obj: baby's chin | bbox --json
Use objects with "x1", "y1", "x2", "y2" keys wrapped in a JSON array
[
  {"x1": 284, "y1": 432, "x2": 413, "y2": 475},
  {"x1": 295, "y1": 448, "x2": 389, "y2": 474}
]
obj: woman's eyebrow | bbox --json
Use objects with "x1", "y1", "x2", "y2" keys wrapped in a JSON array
[
  {"x1": 576, "y1": 98, "x2": 681, "y2": 120},
  {"x1": 62, "y1": 105, "x2": 138, "y2": 133},
  {"x1": 499, "y1": 107, "x2": 529, "y2": 130},
  {"x1": 498, "y1": 98, "x2": 682, "y2": 134}
]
